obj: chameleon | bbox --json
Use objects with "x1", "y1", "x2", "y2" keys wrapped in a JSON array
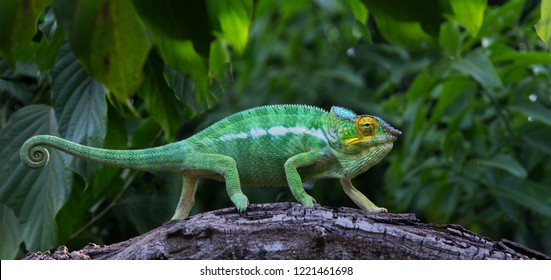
[{"x1": 20, "y1": 105, "x2": 401, "y2": 219}]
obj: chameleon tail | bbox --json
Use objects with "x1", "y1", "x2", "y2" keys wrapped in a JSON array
[{"x1": 20, "y1": 135, "x2": 185, "y2": 172}]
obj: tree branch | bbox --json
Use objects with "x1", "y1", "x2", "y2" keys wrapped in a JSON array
[{"x1": 25, "y1": 203, "x2": 550, "y2": 260}]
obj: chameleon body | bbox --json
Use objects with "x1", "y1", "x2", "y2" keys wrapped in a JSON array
[{"x1": 20, "y1": 105, "x2": 401, "y2": 219}]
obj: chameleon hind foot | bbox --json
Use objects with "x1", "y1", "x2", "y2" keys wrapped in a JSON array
[
  {"x1": 371, "y1": 207, "x2": 388, "y2": 213},
  {"x1": 297, "y1": 194, "x2": 316, "y2": 206},
  {"x1": 231, "y1": 193, "x2": 249, "y2": 212}
]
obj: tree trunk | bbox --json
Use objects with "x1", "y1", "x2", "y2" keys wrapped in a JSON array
[{"x1": 24, "y1": 203, "x2": 549, "y2": 260}]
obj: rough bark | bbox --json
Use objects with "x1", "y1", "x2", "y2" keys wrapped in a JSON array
[{"x1": 25, "y1": 203, "x2": 549, "y2": 260}]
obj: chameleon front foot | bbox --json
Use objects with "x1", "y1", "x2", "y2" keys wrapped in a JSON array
[
  {"x1": 298, "y1": 195, "x2": 317, "y2": 207},
  {"x1": 367, "y1": 207, "x2": 388, "y2": 213},
  {"x1": 231, "y1": 193, "x2": 249, "y2": 212}
]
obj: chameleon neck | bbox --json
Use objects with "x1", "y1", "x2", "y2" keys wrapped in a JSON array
[{"x1": 20, "y1": 135, "x2": 186, "y2": 171}]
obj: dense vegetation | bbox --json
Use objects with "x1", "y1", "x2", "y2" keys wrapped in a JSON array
[{"x1": 1, "y1": 0, "x2": 550, "y2": 259}]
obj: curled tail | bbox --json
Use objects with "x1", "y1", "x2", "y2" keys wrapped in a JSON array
[{"x1": 20, "y1": 135, "x2": 186, "y2": 172}]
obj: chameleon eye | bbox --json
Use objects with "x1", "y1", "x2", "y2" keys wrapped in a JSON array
[{"x1": 356, "y1": 117, "x2": 376, "y2": 136}]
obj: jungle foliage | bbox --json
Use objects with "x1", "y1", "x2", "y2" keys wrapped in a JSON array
[{"x1": 1, "y1": 0, "x2": 551, "y2": 259}]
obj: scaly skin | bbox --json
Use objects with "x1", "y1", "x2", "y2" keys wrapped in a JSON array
[{"x1": 20, "y1": 105, "x2": 401, "y2": 219}]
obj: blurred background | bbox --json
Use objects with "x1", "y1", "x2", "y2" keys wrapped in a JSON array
[{"x1": 1, "y1": 0, "x2": 550, "y2": 259}]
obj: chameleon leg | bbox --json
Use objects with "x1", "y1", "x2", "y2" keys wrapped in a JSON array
[
  {"x1": 340, "y1": 178, "x2": 387, "y2": 213},
  {"x1": 284, "y1": 151, "x2": 319, "y2": 206},
  {"x1": 171, "y1": 176, "x2": 198, "y2": 220},
  {"x1": 185, "y1": 154, "x2": 249, "y2": 212}
]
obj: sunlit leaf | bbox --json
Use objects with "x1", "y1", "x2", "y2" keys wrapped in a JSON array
[
  {"x1": 535, "y1": 0, "x2": 551, "y2": 48},
  {"x1": 209, "y1": 40, "x2": 230, "y2": 79},
  {"x1": 0, "y1": 105, "x2": 72, "y2": 251},
  {"x1": 348, "y1": 0, "x2": 369, "y2": 24},
  {"x1": 448, "y1": 0, "x2": 486, "y2": 37},
  {"x1": 207, "y1": 0, "x2": 253, "y2": 54}
]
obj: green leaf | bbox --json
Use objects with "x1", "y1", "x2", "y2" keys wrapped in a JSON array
[
  {"x1": 131, "y1": 0, "x2": 213, "y2": 57},
  {"x1": 348, "y1": 0, "x2": 369, "y2": 24},
  {"x1": 137, "y1": 50, "x2": 184, "y2": 141},
  {"x1": 362, "y1": 0, "x2": 446, "y2": 36},
  {"x1": 439, "y1": 21, "x2": 461, "y2": 57},
  {"x1": 494, "y1": 181, "x2": 551, "y2": 218},
  {"x1": 522, "y1": 124, "x2": 551, "y2": 156},
  {"x1": 207, "y1": 0, "x2": 253, "y2": 55},
  {"x1": 448, "y1": 0, "x2": 486, "y2": 37},
  {"x1": 155, "y1": 38, "x2": 213, "y2": 108},
  {"x1": 535, "y1": 0, "x2": 551, "y2": 48},
  {"x1": 430, "y1": 77, "x2": 475, "y2": 123},
  {"x1": 51, "y1": 41, "x2": 107, "y2": 180},
  {"x1": 0, "y1": 79, "x2": 33, "y2": 104},
  {"x1": 0, "y1": 105, "x2": 72, "y2": 251},
  {"x1": 36, "y1": 7, "x2": 65, "y2": 71},
  {"x1": 0, "y1": 204, "x2": 22, "y2": 259},
  {"x1": 493, "y1": 51, "x2": 551, "y2": 66},
  {"x1": 0, "y1": 0, "x2": 51, "y2": 68},
  {"x1": 509, "y1": 99, "x2": 551, "y2": 126},
  {"x1": 453, "y1": 49, "x2": 503, "y2": 89},
  {"x1": 368, "y1": 13, "x2": 436, "y2": 50},
  {"x1": 70, "y1": 0, "x2": 152, "y2": 102},
  {"x1": 209, "y1": 40, "x2": 230, "y2": 80},
  {"x1": 474, "y1": 154, "x2": 527, "y2": 178}
]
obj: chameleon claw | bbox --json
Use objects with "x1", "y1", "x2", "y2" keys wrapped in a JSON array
[
  {"x1": 366, "y1": 207, "x2": 387, "y2": 213},
  {"x1": 300, "y1": 195, "x2": 316, "y2": 206},
  {"x1": 231, "y1": 193, "x2": 249, "y2": 212}
]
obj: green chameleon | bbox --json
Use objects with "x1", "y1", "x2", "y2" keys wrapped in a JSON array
[{"x1": 20, "y1": 105, "x2": 401, "y2": 219}]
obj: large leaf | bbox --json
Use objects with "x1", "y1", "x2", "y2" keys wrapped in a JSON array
[
  {"x1": 0, "y1": 0, "x2": 51, "y2": 68},
  {"x1": 0, "y1": 79, "x2": 33, "y2": 104},
  {"x1": 448, "y1": 0, "x2": 486, "y2": 37},
  {"x1": 51, "y1": 41, "x2": 107, "y2": 180},
  {"x1": 453, "y1": 49, "x2": 503, "y2": 89},
  {"x1": 0, "y1": 105, "x2": 72, "y2": 251},
  {"x1": 70, "y1": 0, "x2": 152, "y2": 102},
  {"x1": 137, "y1": 50, "x2": 184, "y2": 141},
  {"x1": 131, "y1": 0, "x2": 213, "y2": 57},
  {"x1": 207, "y1": 0, "x2": 253, "y2": 55},
  {"x1": 474, "y1": 154, "x2": 527, "y2": 178},
  {"x1": 0, "y1": 204, "x2": 22, "y2": 259},
  {"x1": 366, "y1": 10, "x2": 436, "y2": 50},
  {"x1": 348, "y1": 0, "x2": 369, "y2": 24},
  {"x1": 494, "y1": 180, "x2": 551, "y2": 218},
  {"x1": 535, "y1": 0, "x2": 551, "y2": 48},
  {"x1": 36, "y1": 7, "x2": 65, "y2": 71},
  {"x1": 509, "y1": 99, "x2": 551, "y2": 127},
  {"x1": 155, "y1": 38, "x2": 213, "y2": 108},
  {"x1": 522, "y1": 124, "x2": 551, "y2": 156},
  {"x1": 362, "y1": 0, "x2": 446, "y2": 36}
]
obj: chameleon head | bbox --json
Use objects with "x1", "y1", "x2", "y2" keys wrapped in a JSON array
[{"x1": 329, "y1": 106, "x2": 401, "y2": 152}]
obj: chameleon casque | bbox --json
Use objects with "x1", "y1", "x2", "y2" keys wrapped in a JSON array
[{"x1": 20, "y1": 105, "x2": 401, "y2": 219}]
